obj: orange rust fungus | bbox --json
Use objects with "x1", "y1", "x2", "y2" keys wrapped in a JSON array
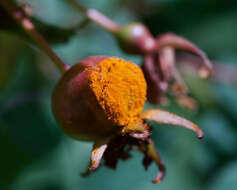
[{"x1": 87, "y1": 57, "x2": 147, "y2": 127}]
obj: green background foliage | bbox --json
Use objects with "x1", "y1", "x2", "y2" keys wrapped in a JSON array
[{"x1": 0, "y1": 0, "x2": 237, "y2": 189}]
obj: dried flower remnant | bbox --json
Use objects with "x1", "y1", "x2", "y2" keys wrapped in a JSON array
[
  {"x1": 114, "y1": 23, "x2": 213, "y2": 106},
  {"x1": 52, "y1": 56, "x2": 204, "y2": 183}
]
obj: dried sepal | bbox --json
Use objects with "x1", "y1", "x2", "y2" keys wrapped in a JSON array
[
  {"x1": 103, "y1": 134, "x2": 165, "y2": 184},
  {"x1": 103, "y1": 135, "x2": 136, "y2": 169},
  {"x1": 142, "y1": 109, "x2": 204, "y2": 139},
  {"x1": 157, "y1": 33, "x2": 212, "y2": 78},
  {"x1": 89, "y1": 140, "x2": 109, "y2": 170},
  {"x1": 158, "y1": 46, "x2": 175, "y2": 82},
  {"x1": 139, "y1": 139, "x2": 166, "y2": 184},
  {"x1": 158, "y1": 46, "x2": 189, "y2": 95},
  {"x1": 142, "y1": 54, "x2": 168, "y2": 104},
  {"x1": 81, "y1": 138, "x2": 110, "y2": 176}
]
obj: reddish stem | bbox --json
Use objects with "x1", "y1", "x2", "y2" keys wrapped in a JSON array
[
  {"x1": 0, "y1": 0, "x2": 70, "y2": 74},
  {"x1": 67, "y1": 0, "x2": 120, "y2": 33}
]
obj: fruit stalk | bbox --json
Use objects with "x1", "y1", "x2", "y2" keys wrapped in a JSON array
[
  {"x1": 67, "y1": 0, "x2": 120, "y2": 33},
  {"x1": 0, "y1": 0, "x2": 70, "y2": 73}
]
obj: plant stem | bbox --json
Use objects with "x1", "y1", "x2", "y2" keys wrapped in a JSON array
[
  {"x1": 0, "y1": 0, "x2": 70, "y2": 74},
  {"x1": 67, "y1": 0, "x2": 120, "y2": 33}
]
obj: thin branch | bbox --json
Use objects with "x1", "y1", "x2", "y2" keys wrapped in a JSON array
[
  {"x1": 67, "y1": 0, "x2": 120, "y2": 33},
  {"x1": 67, "y1": 0, "x2": 87, "y2": 14},
  {"x1": 0, "y1": 0, "x2": 70, "y2": 74}
]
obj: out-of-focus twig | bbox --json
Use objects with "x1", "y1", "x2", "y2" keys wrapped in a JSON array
[
  {"x1": 67, "y1": 0, "x2": 120, "y2": 33},
  {"x1": 0, "y1": 0, "x2": 70, "y2": 73},
  {"x1": 177, "y1": 52, "x2": 237, "y2": 86}
]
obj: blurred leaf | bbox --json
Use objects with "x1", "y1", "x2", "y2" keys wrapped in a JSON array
[
  {"x1": 183, "y1": 75, "x2": 216, "y2": 107},
  {"x1": 0, "y1": 32, "x2": 19, "y2": 89},
  {"x1": 0, "y1": 100, "x2": 62, "y2": 189},
  {"x1": 0, "y1": 125, "x2": 32, "y2": 189},
  {"x1": 214, "y1": 84, "x2": 237, "y2": 121},
  {"x1": 0, "y1": 43, "x2": 61, "y2": 189},
  {"x1": 0, "y1": 5, "x2": 77, "y2": 45},
  {"x1": 207, "y1": 160, "x2": 237, "y2": 190},
  {"x1": 200, "y1": 111, "x2": 237, "y2": 154}
]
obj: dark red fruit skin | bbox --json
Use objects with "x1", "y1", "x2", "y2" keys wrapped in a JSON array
[{"x1": 52, "y1": 56, "x2": 118, "y2": 142}]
